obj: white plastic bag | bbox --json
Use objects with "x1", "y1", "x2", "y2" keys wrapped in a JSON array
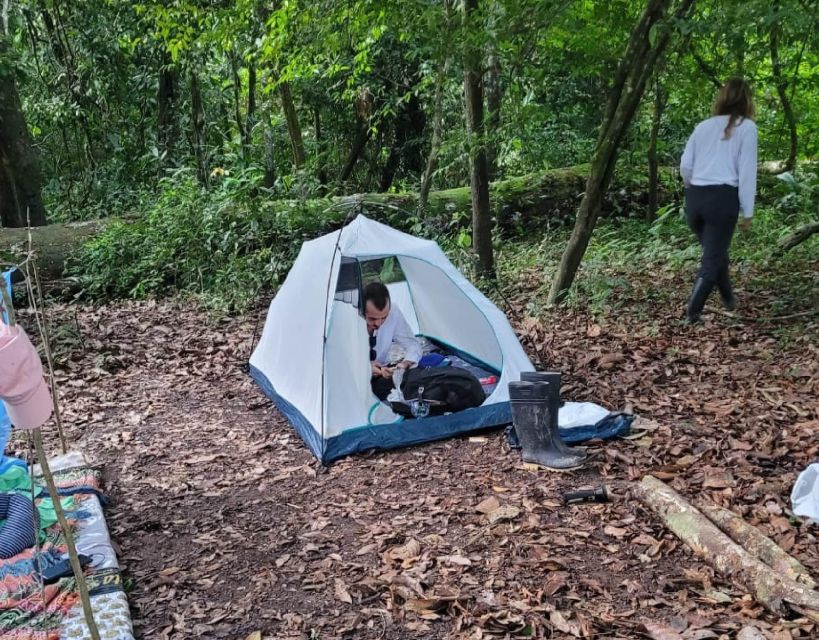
[
  {"x1": 791, "y1": 463, "x2": 819, "y2": 522},
  {"x1": 386, "y1": 368, "x2": 405, "y2": 403}
]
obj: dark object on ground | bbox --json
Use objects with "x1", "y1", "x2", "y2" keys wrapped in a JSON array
[
  {"x1": 41, "y1": 553, "x2": 92, "y2": 584},
  {"x1": 563, "y1": 486, "x2": 609, "y2": 504}
]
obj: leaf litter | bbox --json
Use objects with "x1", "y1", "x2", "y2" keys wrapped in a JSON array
[{"x1": 11, "y1": 278, "x2": 818, "y2": 639}]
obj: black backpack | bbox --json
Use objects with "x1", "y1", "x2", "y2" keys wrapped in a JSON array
[{"x1": 392, "y1": 367, "x2": 486, "y2": 417}]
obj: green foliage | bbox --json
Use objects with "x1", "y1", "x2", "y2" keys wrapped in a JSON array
[{"x1": 71, "y1": 169, "x2": 333, "y2": 310}]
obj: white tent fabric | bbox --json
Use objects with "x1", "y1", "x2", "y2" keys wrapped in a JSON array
[{"x1": 250, "y1": 215, "x2": 534, "y2": 461}]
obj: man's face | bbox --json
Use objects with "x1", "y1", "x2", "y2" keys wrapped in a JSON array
[{"x1": 365, "y1": 299, "x2": 390, "y2": 334}]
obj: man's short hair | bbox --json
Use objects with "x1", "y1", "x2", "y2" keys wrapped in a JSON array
[{"x1": 363, "y1": 282, "x2": 390, "y2": 311}]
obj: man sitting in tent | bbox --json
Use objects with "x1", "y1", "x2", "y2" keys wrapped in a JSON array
[{"x1": 363, "y1": 282, "x2": 422, "y2": 400}]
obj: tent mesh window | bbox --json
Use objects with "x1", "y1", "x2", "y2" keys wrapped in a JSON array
[{"x1": 334, "y1": 257, "x2": 362, "y2": 307}]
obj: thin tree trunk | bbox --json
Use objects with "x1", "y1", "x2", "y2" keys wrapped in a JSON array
[
  {"x1": 314, "y1": 106, "x2": 328, "y2": 185},
  {"x1": 246, "y1": 61, "x2": 257, "y2": 158},
  {"x1": 464, "y1": 0, "x2": 494, "y2": 278},
  {"x1": 157, "y1": 54, "x2": 177, "y2": 167},
  {"x1": 379, "y1": 93, "x2": 424, "y2": 193},
  {"x1": 770, "y1": 1, "x2": 798, "y2": 172},
  {"x1": 485, "y1": 49, "x2": 502, "y2": 181},
  {"x1": 419, "y1": 56, "x2": 450, "y2": 213},
  {"x1": 263, "y1": 121, "x2": 276, "y2": 189},
  {"x1": 0, "y1": 37, "x2": 48, "y2": 227},
  {"x1": 548, "y1": 0, "x2": 695, "y2": 303},
  {"x1": 339, "y1": 122, "x2": 371, "y2": 183},
  {"x1": 279, "y1": 81, "x2": 305, "y2": 169},
  {"x1": 647, "y1": 76, "x2": 666, "y2": 222},
  {"x1": 40, "y1": 6, "x2": 95, "y2": 165},
  {"x1": 189, "y1": 70, "x2": 209, "y2": 186},
  {"x1": 229, "y1": 52, "x2": 248, "y2": 160}
]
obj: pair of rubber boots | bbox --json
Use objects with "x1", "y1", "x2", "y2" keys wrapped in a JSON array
[{"x1": 509, "y1": 372, "x2": 587, "y2": 470}]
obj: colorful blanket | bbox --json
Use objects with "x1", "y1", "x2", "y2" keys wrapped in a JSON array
[{"x1": 0, "y1": 456, "x2": 133, "y2": 640}]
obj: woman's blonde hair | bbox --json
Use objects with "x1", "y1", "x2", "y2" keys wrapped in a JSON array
[{"x1": 713, "y1": 77, "x2": 755, "y2": 140}]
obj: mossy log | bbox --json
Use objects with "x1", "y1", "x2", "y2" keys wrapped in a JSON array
[
  {"x1": 699, "y1": 504, "x2": 816, "y2": 589},
  {"x1": 1, "y1": 166, "x2": 667, "y2": 281},
  {"x1": 636, "y1": 475, "x2": 819, "y2": 620},
  {"x1": 0, "y1": 220, "x2": 105, "y2": 282}
]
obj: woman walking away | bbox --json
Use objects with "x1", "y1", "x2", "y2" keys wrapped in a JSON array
[{"x1": 680, "y1": 77, "x2": 757, "y2": 323}]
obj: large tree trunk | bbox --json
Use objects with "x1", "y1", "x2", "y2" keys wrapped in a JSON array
[
  {"x1": 279, "y1": 82, "x2": 305, "y2": 169},
  {"x1": 189, "y1": 70, "x2": 209, "y2": 186},
  {"x1": 464, "y1": 0, "x2": 494, "y2": 278},
  {"x1": 0, "y1": 38, "x2": 48, "y2": 228},
  {"x1": 157, "y1": 55, "x2": 178, "y2": 167},
  {"x1": 647, "y1": 76, "x2": 667, "y2": 222},
  {"x1": 548, "y1": 0, "x2": 695, "y2": 303},
  {"x1": 770, "y1": 1, "x2": 798, "y2": 172}
]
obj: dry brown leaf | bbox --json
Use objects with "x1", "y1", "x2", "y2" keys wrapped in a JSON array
[
  {"x1": 642, "y1": 620, "x2": 684, "y2": 640},
  {"x1": 476, "y1": 496, "x2": 500, "y2": 514},
  {"x1": 487, "y1": 504, "x2": 520, "y2": 524},
  {"x1": 385, "y1": 538, "x2": 421, "y2": 562},
  {"x1": 334, "y1": 577, "x2": 353, "y2": 604}
]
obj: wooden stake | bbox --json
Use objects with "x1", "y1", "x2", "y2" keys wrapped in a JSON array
[
  {"x1": 30, "y1": 260, "x2": 68, "y2": 453},
  {"x1": 33, "y1": 430, "x2": 101, "y2": 640}
]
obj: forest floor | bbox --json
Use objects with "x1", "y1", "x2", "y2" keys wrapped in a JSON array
[{"x1": 16, "y1": 262, "x2": 819, "y2": 640}]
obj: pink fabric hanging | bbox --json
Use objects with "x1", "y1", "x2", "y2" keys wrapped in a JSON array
[{"x1": 0, "y1": 323, "x2": 52, "y2": 429}]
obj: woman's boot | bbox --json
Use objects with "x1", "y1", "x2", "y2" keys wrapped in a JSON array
[
  {"x1": 686, "y1": 277, "x2": 714, "y2": 324},
  {"x1": 509, "y1": 381, "x2": 587, "y2": 470},
  {"x1": 716, "y1": 268, "x2": 736, "y2": 311}
]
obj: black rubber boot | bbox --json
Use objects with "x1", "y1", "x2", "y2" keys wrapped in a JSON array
[
  {"x1": 520, "y1": 371, "x2": 586, "y2": 458},
  {"x1": 716, "y1": 268, "x2": 736, "y2": 311},
  {"x1": 509, "y1": 381, "x2": 587, "y2": 470},
  {"x1": 686, "y1": 277, "x2": 714, "y2": 324}
]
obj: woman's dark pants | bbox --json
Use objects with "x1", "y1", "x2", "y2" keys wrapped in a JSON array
[{"x1": 684, "y1": 184, "x2": 739, "y2": 320}]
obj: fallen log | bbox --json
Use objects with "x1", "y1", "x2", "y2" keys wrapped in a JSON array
[
  {"x1": 0, "y1": 220, "x2": 104, "y2": 282},
  {"x1": 699, "y1": 504, "x2": 816, "y2": 589},
  {"x1": 635, "y1": 475, "x2": 819, "y2": 620},
  {"x1": 0, "y1": 166, "x2": 669, "y2": 281},
  {"x1": 775, "y1": 221, "x2": 819, "y2": 254}
]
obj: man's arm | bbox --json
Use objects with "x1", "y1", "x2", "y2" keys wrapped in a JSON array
[{"x1": 392, "y1": 310, "x2": 422, "y2": 368}]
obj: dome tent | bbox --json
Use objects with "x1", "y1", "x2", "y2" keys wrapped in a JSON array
[{"x1": 249, "y1": 214, "x2": 533, "y2": 464}]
